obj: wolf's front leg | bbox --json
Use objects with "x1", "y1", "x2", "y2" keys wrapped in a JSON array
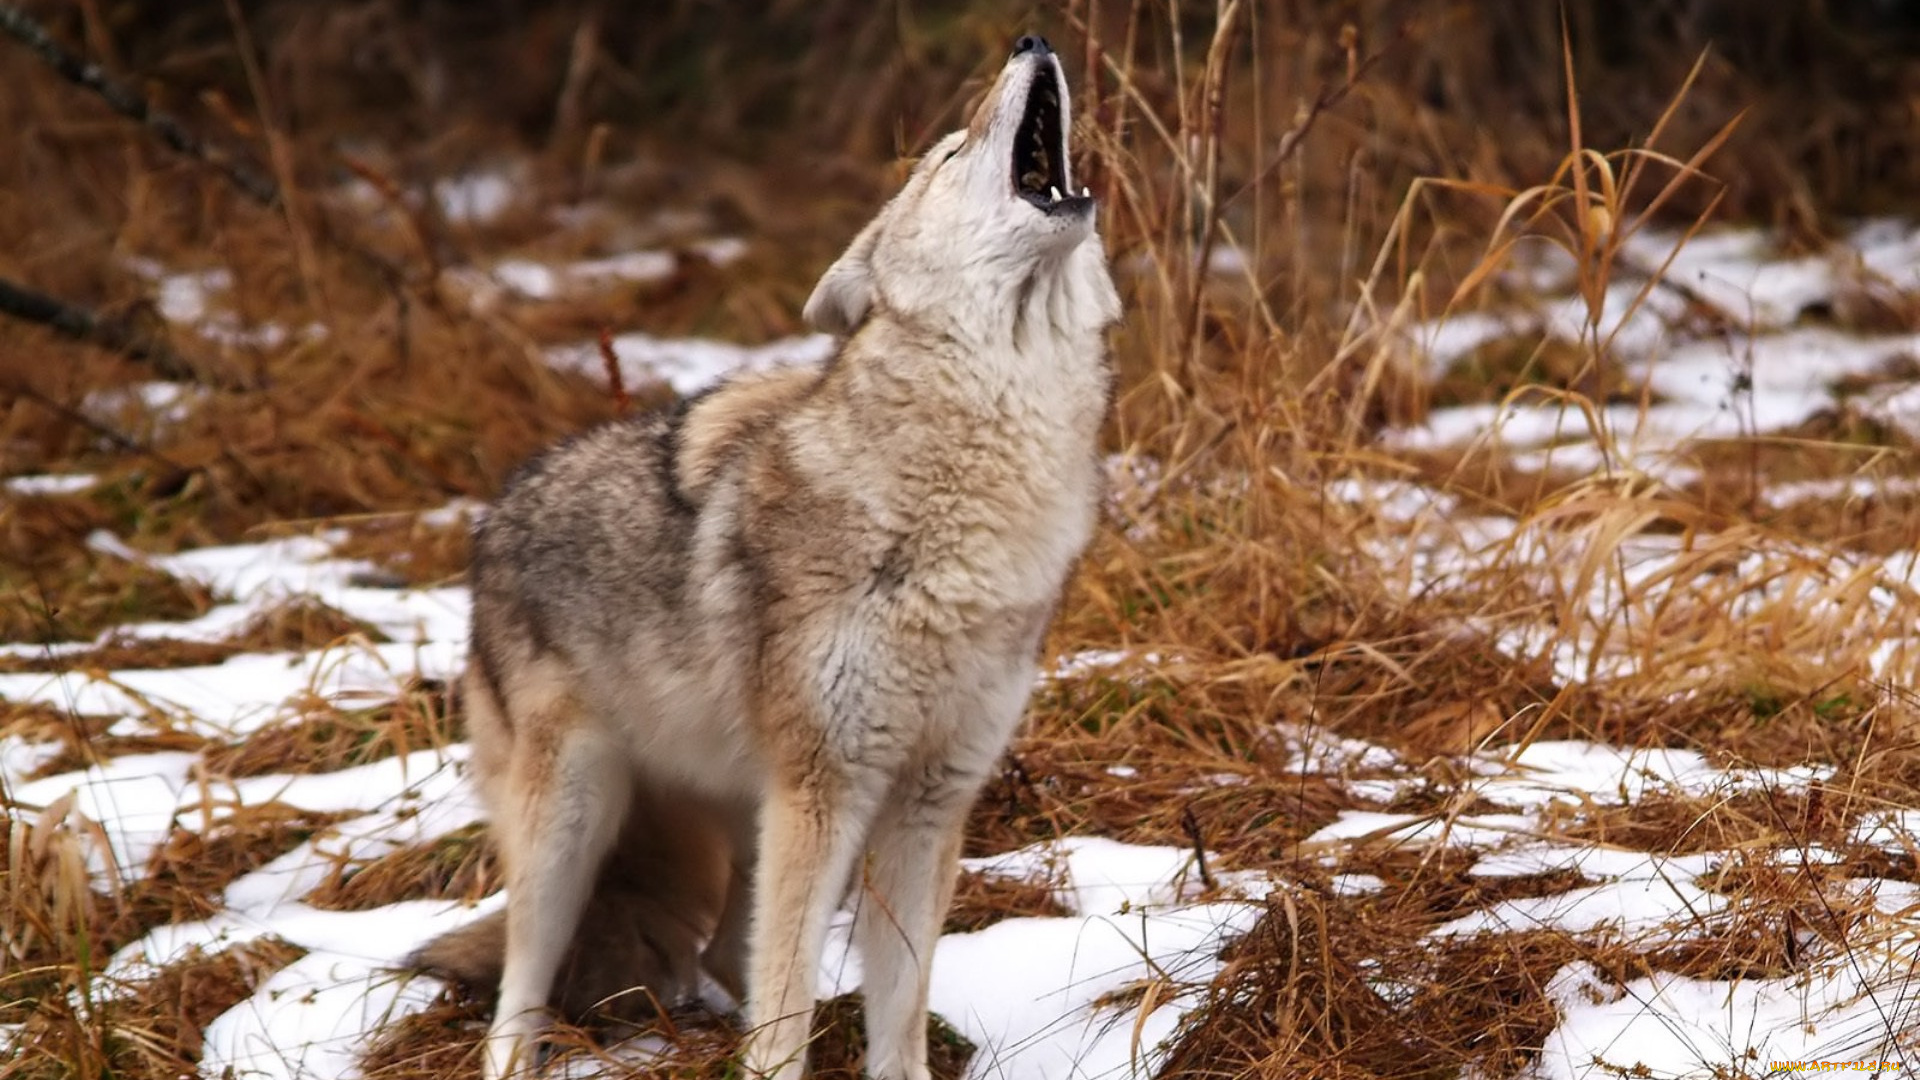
[
  {"x1": 742, "y1": 770, "x2": 880, "y2": 1080},
  {"x1": 485, "y1": 716, "x2": 632, "y2": 1079},
  {"x1": 853, "y1": 775, "x2": 977, "y2": 1080}
]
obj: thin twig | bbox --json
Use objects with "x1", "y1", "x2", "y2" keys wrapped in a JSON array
[
  {"x1": 340, "y1": 155, "x2": 445, "y2": 282},
  {"x1": 1181, "y1": 806, "x2": 1216, "y2": 892},
  {"x1": 0, "y1": 2, "x2": 279, "y2": 208},
  {"x1": 10, "y1": 376, "x2": 275, "y2": 513},
  {"x1": 597, "y1": 327, "x2": 631, "y2": 414}
]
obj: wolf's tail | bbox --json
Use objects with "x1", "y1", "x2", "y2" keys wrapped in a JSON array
[
  {"x1": 412, "y1": 879, "x2": 710, "y2": 1025},
  {"x1": 411, "y1": 789, "x2": 738, "y2": 1026}
]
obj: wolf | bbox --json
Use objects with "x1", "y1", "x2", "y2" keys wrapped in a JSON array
[{"x1": 427, "y1": 33, "x2": 1119, "y2": 1080}]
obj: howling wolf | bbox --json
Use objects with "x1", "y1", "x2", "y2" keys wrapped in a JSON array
[{"x1": 420, "y1": 33, "x2": 1119, "y2": 1079}]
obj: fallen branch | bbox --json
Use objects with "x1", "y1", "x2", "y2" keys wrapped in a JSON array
[
  {"x1": 0, "y1": 2, "x2": 280, "y2": 209},
  {"x1": 0, "y1": 276, "x2": 252, "y2": 390}
]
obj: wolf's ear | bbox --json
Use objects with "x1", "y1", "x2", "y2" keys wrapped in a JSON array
[{"x1": 803, "y1": 217, "x2": 882, "y2": 336}]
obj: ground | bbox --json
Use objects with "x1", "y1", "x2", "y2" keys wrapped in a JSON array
[{"x1": 4, "y1": 5, "x2": 1920, "y2": 1079}]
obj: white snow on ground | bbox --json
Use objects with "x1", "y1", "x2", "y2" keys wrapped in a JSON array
[
  {"x1": 434, "y1": 170, "x2": 521, "y2": 225},
  {"x1": 119, "y1": 257, "x2": 324, "y2": 350},
  {"x1": 547, "y1": 330, "x2": 837, "y2": 397},
  {"x1": 821, "y1": 838, "x2": 1270, "y2": 1080},
  {"x1": 928, "y1": 898, "x2": 1262, "y2": 1080},
  {"x1": 1283, "y1": 726, "x2": 1829, "y2": 826},
  {"x1": 487, "y1": 238, "x2": 748, "y2": 299},
  {"x1": 1297, "y1": 738, "x2": 1920, "y2": 1077},
  {"x1": 8, "y1": 750, "x2": 201, "y2": 882},
  {"x1": 0, "y1": 531, "x2": 468, "y2": 739},
  {"x1": 1046, "y1": 648, "x2": 1166, "y2": 683},
  {"x1": 1391, "y1": 221, "x2": 1920, "y2": 488},
  {"x1": 80, "y1": 380, "x2": 205, "y2": 436},
  {"x1": 7, "y1": 501, "x2": 1913, "y2": 1078},
  {"x1": 0, "y1": 642, "x2": 463, "y2": 742},
  {"x1": 1325, "y1": 472, "x2": 1920, "y2": 687},
  {"x1": 4, "y1": 473, "x2": 99, "y2": 496},
  {"x1": 1528, "y1": 924, "x2": 1920, "y2": 1080}
]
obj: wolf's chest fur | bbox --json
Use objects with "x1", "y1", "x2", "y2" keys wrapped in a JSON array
[{"x1": 717, "y1": 332, "x2": 1105, "y2": 642}]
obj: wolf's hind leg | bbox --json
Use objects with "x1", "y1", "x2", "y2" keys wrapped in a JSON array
[
  {"x1": 483, "y1": 676, "x2": 632, "y2": 1079},
  {"x1": 700, "y1": 800, "x2": 759, "y2": 1003},
  {"x1": 852, "y1": 775, "x2": 976, "y2": 1080}
]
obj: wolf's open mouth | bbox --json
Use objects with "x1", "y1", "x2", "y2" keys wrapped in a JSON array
[{"x1": 1012, "y1": 62, "x2": 1087, "y2": 213}]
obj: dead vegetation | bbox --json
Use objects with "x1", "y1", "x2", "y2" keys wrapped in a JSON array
[
  {"x1": 0, "y1": 594, "x2": 389, "y2": 674},
  {"x1": 4, "y1": 1, "x2": 1920, "y2": 1078},
  {"x1": 304, "y1": 822, "x2": 498, "y2": 912},
  {"x1": 203, "y1": 676, "x2": 458, "y2": 777}
]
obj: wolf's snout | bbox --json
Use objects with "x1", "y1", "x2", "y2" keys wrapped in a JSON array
[{"x1": 1012, "y1": 35, "x2": 1052, "y2": 58}]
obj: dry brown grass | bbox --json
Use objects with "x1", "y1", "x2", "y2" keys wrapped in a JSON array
[
  {"x1": 330, "y1": 510, "x2": 473, "y2": 587},
  {"x1": 944, "y1": 869, "x2": 1074, "y2": 933},
  {"x1": 0, "y1": 782, "x2": 338, "y2": 1043},
  {"x1": 0, "y1": 594, "x2": 390, "y2": 675},
  {"x1": 0, "y1": 508, "x2": 217, "y2": 643},
  {"x1": 203, "y1": 676, "x2": 458, "y2": 778},
  {"x1": 305, "y1": 822, "x2": 499, "y2": 912},
  {"x1": 7, "y1": 707, "x2": 211, "y2": 780},
  {"x1": 107, "y1": 937, "x2": 310, "y2": 1076},
  {"x1": 4, "y1": 936, "x2": 308, "y2": 1080},
  {"x1": 4, "y1": 1, "x2": 1920, "y2": 1078}
]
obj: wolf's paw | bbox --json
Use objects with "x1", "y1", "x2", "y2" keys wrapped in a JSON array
[{"x1": 482, "y1": 1010, "x2": 551, "y2": 1079}]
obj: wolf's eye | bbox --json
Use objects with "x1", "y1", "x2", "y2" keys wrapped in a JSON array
[{"x1": 940, "y1": 144, "x2": 962, "y2": 165}]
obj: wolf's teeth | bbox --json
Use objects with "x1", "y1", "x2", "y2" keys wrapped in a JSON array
[
  {"x1": 1050, "y1": 186, "x2": 1061, "y2": 201},
  {"x1": 1081, "y1": 186, "x2": 1090, "y2": 197}
]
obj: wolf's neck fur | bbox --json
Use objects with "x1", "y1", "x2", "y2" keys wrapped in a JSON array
[
  {"x1": 788, "y1": 240, "x2": 1113, "y2": 534},
  {"x1": 866, "y1": 238, "x2": 1118, "y2": 400},
  {"x1": 781, "y1": 245, "x2": 1110, "y2": 625},
  {"x1": 1007, "y1": 241, "x2": 1118, "y2": 359}
]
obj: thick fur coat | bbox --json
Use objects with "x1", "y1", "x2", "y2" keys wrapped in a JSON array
[{"x1": 420, "y1": 36, "x2": 1120, "y2": 1080}]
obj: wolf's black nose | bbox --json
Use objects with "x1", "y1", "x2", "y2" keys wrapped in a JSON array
[{"x1": 1013, "y1": 35, "x2": 1052, "y2": 58}]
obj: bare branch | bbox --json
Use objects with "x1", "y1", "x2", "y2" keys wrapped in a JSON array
[
  {"x1": 0, "y1": 1, "x2": 280, "y2": 208},
  {"x1": 0, "y1": 276, "x2": 254, "y2": 390}
]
